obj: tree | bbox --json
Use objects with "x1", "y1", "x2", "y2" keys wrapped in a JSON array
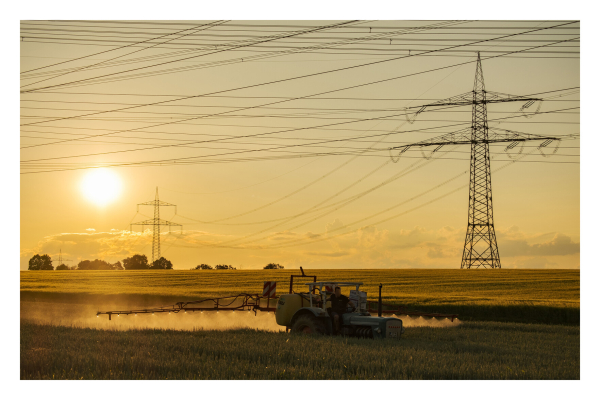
[
  {"x1": 122, "y1": 254, "x2": 149, "y2": 270},
  {"x1": 55, "y1": 263, "x2": 69, "y2": 271},
  {"x1": 195, "y1": 264, "x2": 213, "y2": 270},
  {"x1": 28, "y1": 254, "x2": 53, "y2": 270},
  {"x1": 77, "y1": 259, "x2": 113, "y2": 270},
  {"x1": 150, "y1": 257, "x2": 173, "y2": 270},
  {"x1": 264, "y1": 263, "x2": 284, "y2": 270},
  {"x1": 112, "y1": 261, "x2": 124, "y2": 270},
  {"x1": 215, "y1": 264, "x2": 235, "y2": 270}
]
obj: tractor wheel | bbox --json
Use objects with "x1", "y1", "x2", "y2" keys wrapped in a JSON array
[{"x1": 291, "y1": 314, "x2": 326, "y2": 335}]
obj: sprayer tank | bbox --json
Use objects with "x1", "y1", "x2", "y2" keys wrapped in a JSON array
[{"x1": 275, "y1": 294, "x2": 312, "y2": 326}]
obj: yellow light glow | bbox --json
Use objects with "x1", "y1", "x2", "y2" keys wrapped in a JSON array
[{"x1": 81, "y1": 168, "x2": 123, "y2": 207}]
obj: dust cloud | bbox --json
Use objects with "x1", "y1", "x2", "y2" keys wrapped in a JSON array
[
  {"x1": 395, "y1": 315, "x2": 462, "y2": 328},
  {"x1": 20, "y1": 302, "x2": 284, "y2": 332},
  {"x1": 21, "y1": 302, "x2": 460, "y2": 332}
]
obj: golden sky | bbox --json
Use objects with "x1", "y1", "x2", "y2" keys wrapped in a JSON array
[{"x1": 19, "y1": 20, "x2": 580, "y2": 270}]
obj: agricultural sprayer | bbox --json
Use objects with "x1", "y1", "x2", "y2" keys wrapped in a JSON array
[{"x1": 96, "y1": 268, "x2": 458, "y2": 338}]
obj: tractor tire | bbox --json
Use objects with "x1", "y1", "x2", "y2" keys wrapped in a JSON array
[{"x1": 291, "y1": 314, "x2": 326, "y2": 335}]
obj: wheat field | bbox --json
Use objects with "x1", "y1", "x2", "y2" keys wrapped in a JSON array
[
  {"x1": 21, "y1": 269, "x2": 579, "y2": 324},
  {"x1": 20, "y1": 269, "x2": 580, "y2": 379},
  {"x1": 20, "y1": 320, "x2": 579, "y2": 380}
]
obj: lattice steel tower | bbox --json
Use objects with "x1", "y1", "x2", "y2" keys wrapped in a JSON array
[
  {"x1": 57, "y1": 248, "x2": 72, "y2": 267},
  {"x1": 131, "y1": 187, "x2": 182, "y2": 263},
  {"x1": 390, "y1": 53, "x2": 560, "y2": 269}
]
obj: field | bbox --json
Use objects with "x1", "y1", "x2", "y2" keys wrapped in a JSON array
[
  {"x1": 20, "y1": 320, "x2": 579, "y2": 379},
  {"x1": 20, "y1": 269, "x2": 580, "y2": 380},
  {"x1": 21, "y1": 269, "x2": 580, "y2": 325}
]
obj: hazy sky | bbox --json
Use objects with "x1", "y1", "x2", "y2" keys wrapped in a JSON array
[{"x1": 19, "y1": 19, "x2": 580, "y2": 270}]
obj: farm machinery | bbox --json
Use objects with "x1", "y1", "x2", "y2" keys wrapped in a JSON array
[{"x1": 96, "y1": 268, "x2": 458, "y2": 338}]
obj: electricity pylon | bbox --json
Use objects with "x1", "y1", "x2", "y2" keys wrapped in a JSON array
[
  {"x1": 58, "y1": 248, "x2": 72, "y2": 267},
  {"x1": 390, "y1": 53, "x2": 560, "y2": 269},
  {"x1": 131, "y1": 187, "x2": 182, "y2": 264}
]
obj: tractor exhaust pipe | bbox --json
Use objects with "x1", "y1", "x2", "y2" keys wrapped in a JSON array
[{"x1": 378, "y1": 284, "x2": 382, "y2": 317}]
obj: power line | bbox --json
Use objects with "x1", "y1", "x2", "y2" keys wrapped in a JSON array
[
  {"x1": 19, "y1": 87, "x2": 579, "y2": 100},
  {"x1": 20, "y1": 22, "x2": 228, "y2": 90},
  {"x1": 20, "y1": 21, "x2": 579, "y2": 34},
  {"x1": 20, "y1": 20, "x2": 362, "y2": 94},
  {"x1": 19, "y1": 30, "x2": 578, "y2": 156},
  {"x1": 19, "y1": 21, "x2": 224, "y2": 75},
  {"x1": 166, "y1": 145, "x2": 564, "y2": 251},
  {"x1": 20, "y1": 21, "x2": 469, "y2": 93},
  {"x1": 24, "y1": 23, "x2": 491, "y2": 80},
  {"x1": 19, "y1": 105, "x2": 580, "y2": 163},
  {"x1": 20, "y1": 108, "x2": 579, "y2": 174}
]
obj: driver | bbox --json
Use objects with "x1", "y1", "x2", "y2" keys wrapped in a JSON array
[{"x1": 329, "y1": 286, "x2": 355, "y2": 334}]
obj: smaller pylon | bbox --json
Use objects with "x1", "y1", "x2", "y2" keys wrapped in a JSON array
[
  {"x1": 58, "y1": 248, "x2": 72, "y2": 267},
  {"x1": 131, "y1": 187, "x2": 182, "y2": 264}
]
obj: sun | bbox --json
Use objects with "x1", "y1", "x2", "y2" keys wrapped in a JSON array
[{"x1": 80, "y1": 168, "x2": 123, "y2": 207}]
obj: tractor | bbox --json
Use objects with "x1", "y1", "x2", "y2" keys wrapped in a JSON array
[{"x1": 276, "y1": 281, "x2": 405, "y2": 339}]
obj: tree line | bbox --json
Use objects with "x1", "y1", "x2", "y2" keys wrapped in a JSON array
[
  {"x1": 28, "y1": 254, "x2": 286, "y2": 271},
  {"x1": 27, "y1": 253, "x2": 173, "y2": 270},
  {"x1": 193, "y1": 263, "x2": 284, "y2": 270}
]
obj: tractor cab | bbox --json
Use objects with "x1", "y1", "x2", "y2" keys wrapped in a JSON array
[{"x1": 304, "y1": 282, "x2": 369, "y2": 316}]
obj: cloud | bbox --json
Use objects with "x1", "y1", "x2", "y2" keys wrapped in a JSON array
[
  {"x1": 85, "y1": 228, "x2": 95, "y2": 232},
  {"x1": 306, "y1": 251, "x2": 351, "y2": 258},
  {"x1": 20, "y1": 224, "x2": 580, "y2": 270},
  {"x1": 501, "y1": 256, "x2": 561, "y2": 269},
  {"x1": 326, "y1": 219, "x2": 345, "y2": 235},
  {"x1": 498, "y1": 229, "x2": 580, "y2": 257},
  {"x1": 267, "y1": 231, "x2": 299, "y2": 242},
  {"x1": 427, "y1": 246, "x2": 452, "y2": 259}
]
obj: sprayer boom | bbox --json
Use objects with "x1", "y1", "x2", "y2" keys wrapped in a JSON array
[{"x1": 96, "y1": 294, "x2": 277, "y2": 320}]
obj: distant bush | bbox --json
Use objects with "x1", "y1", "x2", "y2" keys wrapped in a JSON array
[
  {"x1": 195, "y1": 264, "x2": 213, "y2": 270},
  {"x1": 215, "y1": 264, "x2": 236, "y2": 270},
  {"x1": 55, "y1": 264, "x2": 69, "y2": 271},
  {"x1": 264, "y1": 263, "x2": 284, "y2": 270},
  {"x1": 112, "y1": 261, "x2": 124, "y2": 270},
  {"x1": 28, "y1": 254, "x2": 53, "y2": 271},
  {"x1": 77, "y1": 259, "x2": 113, "y2": 270}
]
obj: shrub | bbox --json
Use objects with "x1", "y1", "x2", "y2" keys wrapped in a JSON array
[
  {"x1": 77, "y1": 259, "x2": 113, "y2": 270},
  {"x1": 215, "y1": 264, "x2": 235, "y2": 270},
  {"x1": 264, "y1": 263, "x2": 284, "y2": 270},
  {"x1": 112, "y1": 261, "x2": 124, "y2": 270},
  {"x1": 150, "y1": 257, "x2": 173, "y2": 270}
]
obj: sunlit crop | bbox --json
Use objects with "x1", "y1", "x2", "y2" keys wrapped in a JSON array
[
  {"x1": 20, "y1": 320, "x2": 580, "y2": 380},
  {"x1": 21, "y1": 269, "x2": 580, "y2": 325},
  {"x1": 20, "y1": 269, "x2": 580, "y2": 380}
]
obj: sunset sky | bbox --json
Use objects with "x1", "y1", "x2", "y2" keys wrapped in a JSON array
[{"x1": 19, "y1": 19, "x2": 580, "y2": 270}]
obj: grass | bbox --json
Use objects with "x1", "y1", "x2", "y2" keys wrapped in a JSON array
[
  {"x1": 21, "y1": 269, "x2": 580, "y2": 325},
  {"x1": 20, "y1": 320, "x2": 580, "y2": 380}
]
